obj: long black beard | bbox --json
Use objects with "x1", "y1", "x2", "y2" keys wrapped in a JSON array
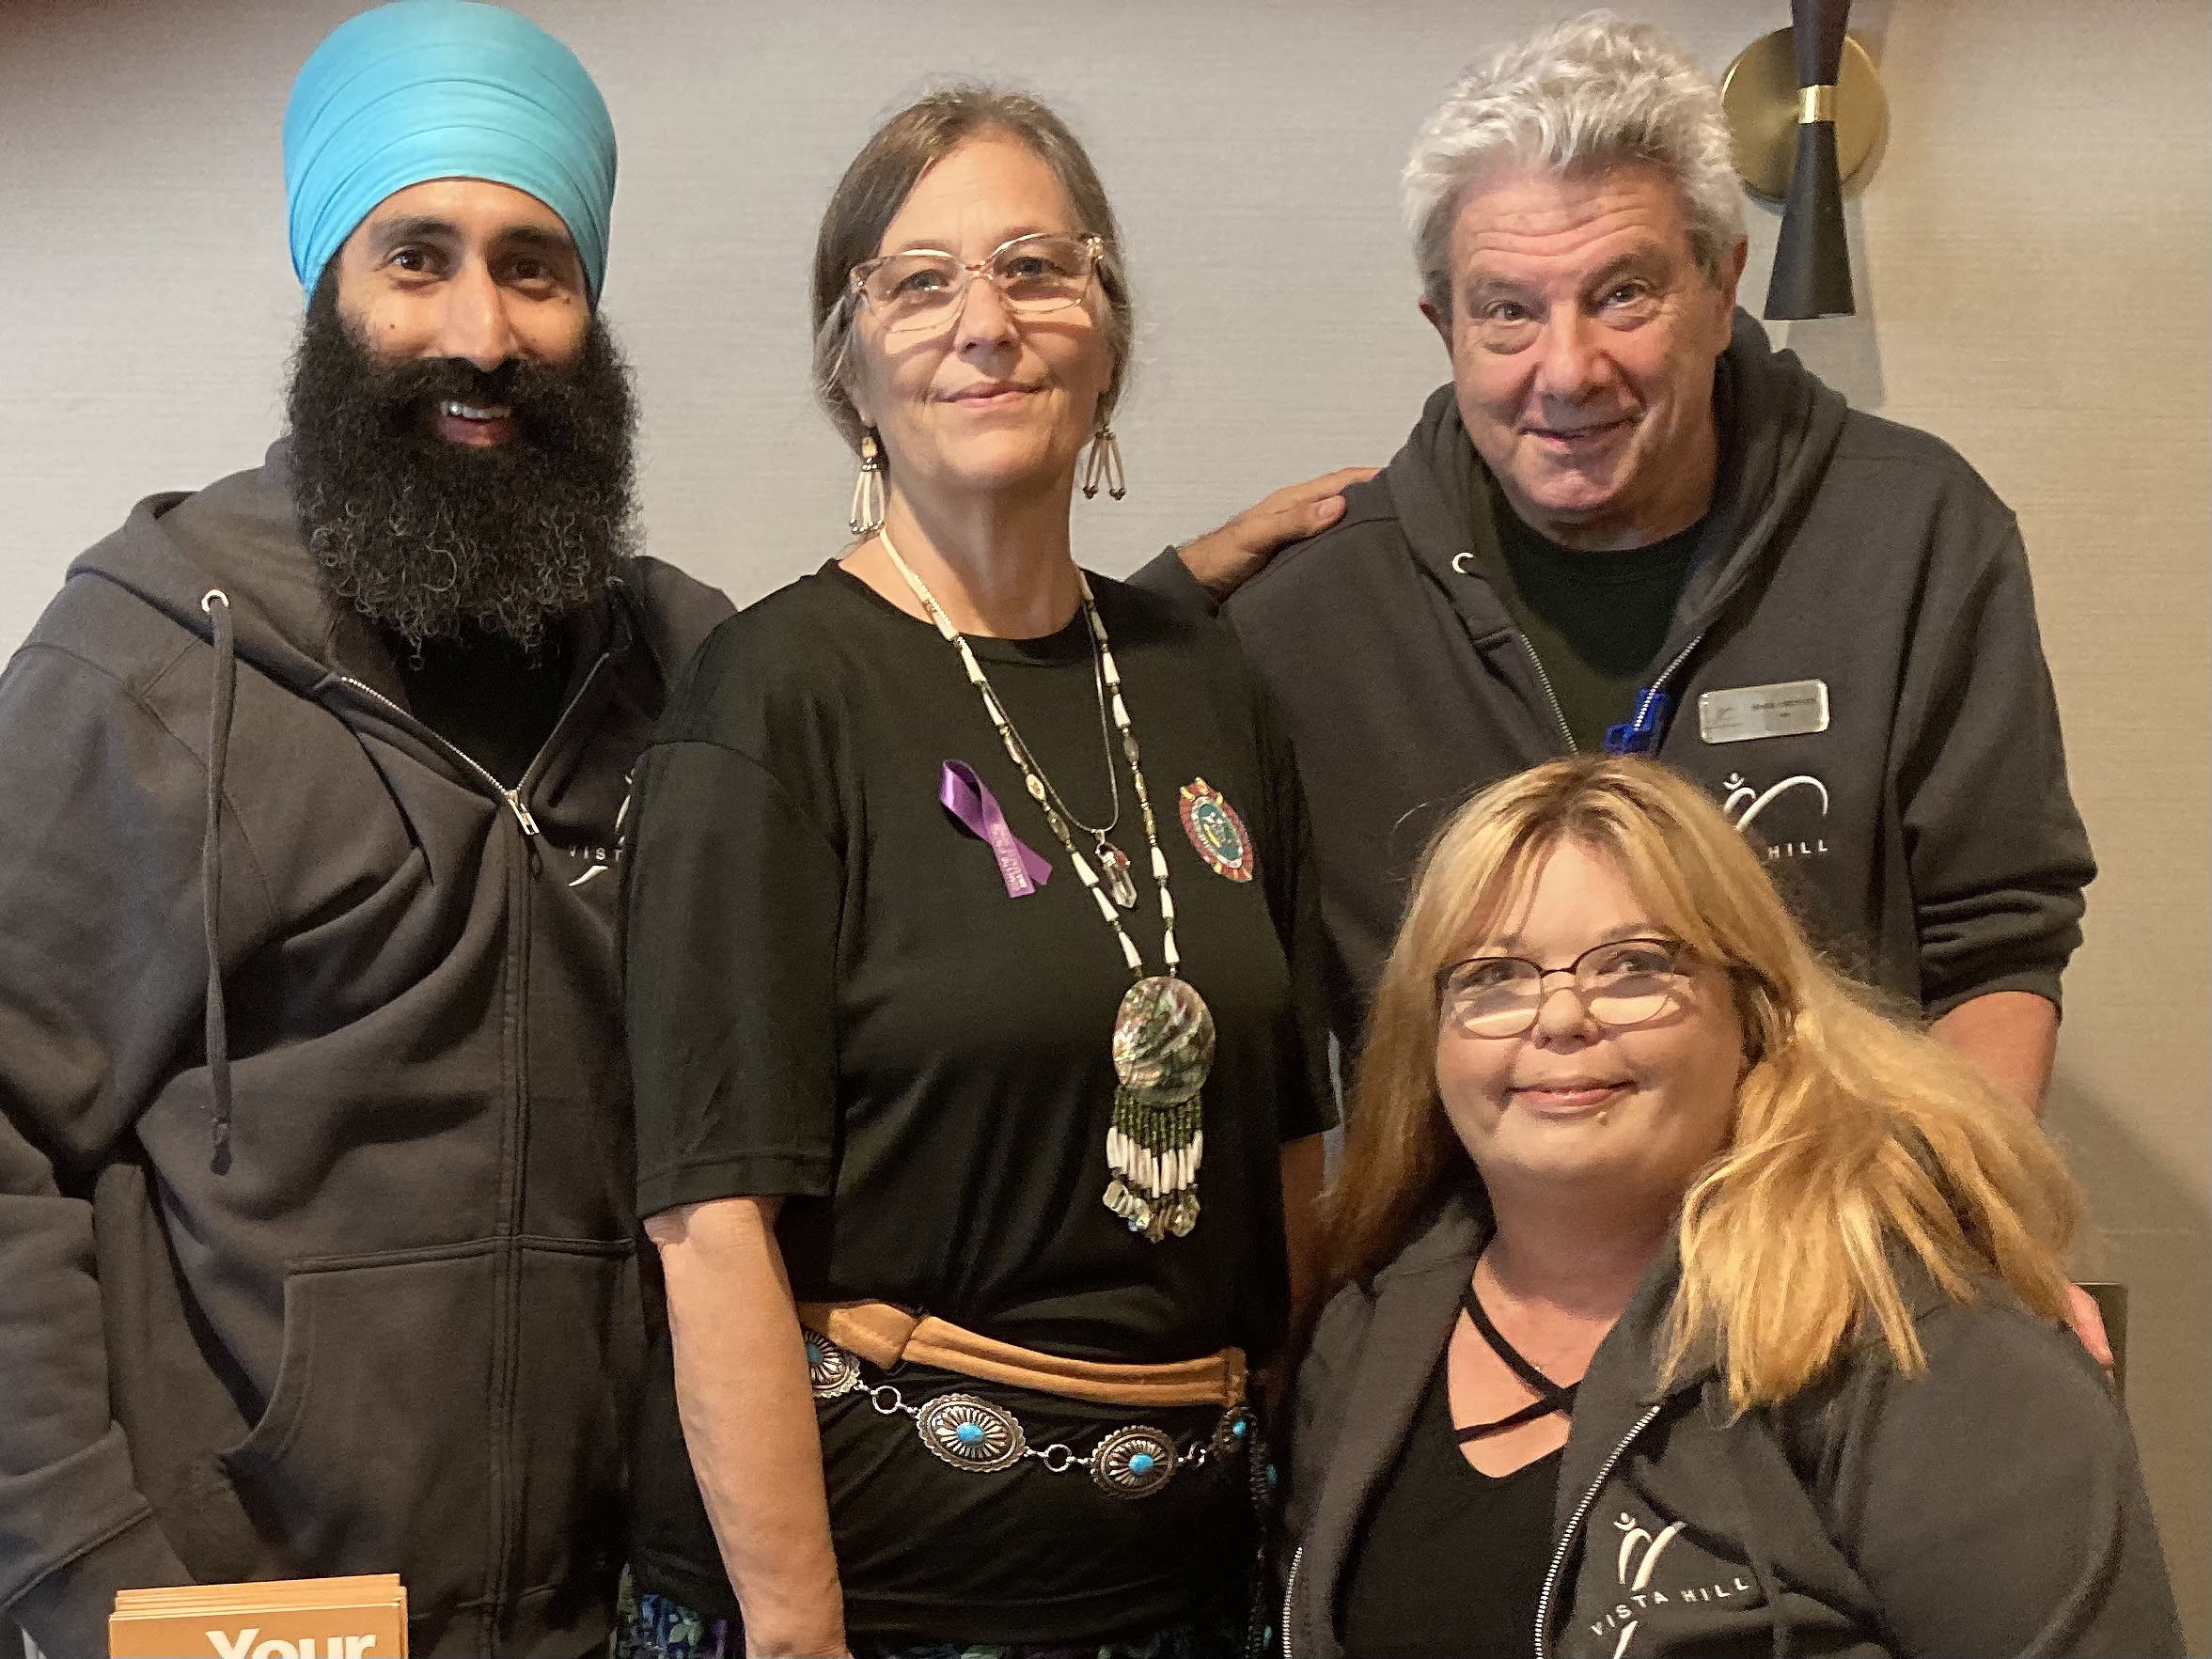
[{"x1": 284, "y1": 278, "x2": 639, "y2": 650}]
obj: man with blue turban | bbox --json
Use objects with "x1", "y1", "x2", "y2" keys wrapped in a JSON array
[{"x1": 0, "y1": 7, "x2": 729, "y2": 1655}]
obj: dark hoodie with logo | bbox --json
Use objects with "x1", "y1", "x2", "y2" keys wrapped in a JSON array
[
  {"x1": 0, "y1": 446, "x2": 729, "y2": 1657},
  {"x1": 1283, "y1": 1195, "x2": 2184, "y2": 1659},
  {"x1": 1137, "y1": 313, "x2": 2094, "y2": 1039}
]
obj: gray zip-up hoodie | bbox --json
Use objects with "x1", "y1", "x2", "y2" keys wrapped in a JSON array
[
  {"x1": 0, "y1": 447, "x2": 729, "y2": 1657},
  {"x1": 1137, "y1": 313, "x2": 2094, "y2": 1041},
  {"x1": 1283, "y1": 1195, "x2": 2183, "y2": 1658}
]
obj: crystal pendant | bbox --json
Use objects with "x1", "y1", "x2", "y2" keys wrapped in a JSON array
[{"x1": 1096, "y1": 839, "x2": 1138, "y2": 909}]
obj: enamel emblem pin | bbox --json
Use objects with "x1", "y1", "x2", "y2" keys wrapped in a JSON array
[{"x1": 1178, "y1": 777, "x2": 1253, "y2": 883}]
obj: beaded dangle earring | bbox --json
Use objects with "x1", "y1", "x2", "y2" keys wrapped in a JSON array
[
  {"x1": 1080, "y1": 424, "x2": 1126, "y2": 501},
  {"x1": 848, "y1": 430, "x2": 887, "y2": 537}
]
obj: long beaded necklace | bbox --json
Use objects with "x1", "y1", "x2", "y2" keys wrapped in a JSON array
[{"x1": 877, "y1": 526, "x2": 1213, "y2": 1241}]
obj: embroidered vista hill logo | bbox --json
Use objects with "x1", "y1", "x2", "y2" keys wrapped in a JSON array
[
  {"x1": 1719, "y1": 770, "x2": 1830, "y2": 861},
  {"x1": 1590, "y1": 1511, "x2": 1758, "y2": 1655}
]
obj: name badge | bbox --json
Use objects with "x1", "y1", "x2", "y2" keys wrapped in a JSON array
[{"x1": 1697, "y1": 680, "x2": 1829, "y2": 744}]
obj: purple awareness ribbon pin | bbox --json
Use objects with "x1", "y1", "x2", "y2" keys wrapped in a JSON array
[{"x1": 939, "y1": 760, "x2": 1053, "y2": 899}]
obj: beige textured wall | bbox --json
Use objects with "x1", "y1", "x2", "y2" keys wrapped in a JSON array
[
  {"x1": 1, "y1": 0, "x2": 2205, "y2": 1650},
  {"x1": 1832, "y1": 13, "x2": 2211, "y2": 1654}
]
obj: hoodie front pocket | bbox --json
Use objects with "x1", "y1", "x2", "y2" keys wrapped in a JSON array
[{"x1": 216, "y1": 1242, "x2": 500, "y2": 1620}]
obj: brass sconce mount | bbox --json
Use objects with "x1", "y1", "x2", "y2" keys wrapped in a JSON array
[{"x1": 1721, "y1": 27, "x2": 1887, "y2": 204}]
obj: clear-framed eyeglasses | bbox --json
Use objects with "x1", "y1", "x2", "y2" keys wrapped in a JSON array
[
  {"x1": 849, "y1": 232, "x2": 1105, "y2": 339},
  {"x1": 1436, "y1": 936, "x2": 1696, "y2": 1039}
]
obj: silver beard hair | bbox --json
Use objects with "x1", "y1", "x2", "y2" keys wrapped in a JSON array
[{"x1": 284, "y1": 274, "x2": 640, "y2": 650}]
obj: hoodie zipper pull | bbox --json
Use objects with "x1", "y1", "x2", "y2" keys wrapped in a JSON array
[
  {"x1": 1603, "y1": 687, "x2": 1673, "y2": 756},
  {"x1": 503, "y1": 789, "x2": 541, "y2": 837}
]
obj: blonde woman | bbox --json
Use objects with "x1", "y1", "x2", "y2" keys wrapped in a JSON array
[{"x1": 1283, "y1": 757, "x2": 2179, "y2": 1658}]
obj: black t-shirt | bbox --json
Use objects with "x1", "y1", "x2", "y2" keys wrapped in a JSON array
[
  {"x1": 382, "y1": 622, "x2": 575, "y2": 786},
  {"x1": 1470, "y1": 465, "x2": 1702, "y2": 753},
  {"x1": 1339, "y1": 1354, "x2": 1562, "y2": 1658},
  {"x1": 624, "y1": 564, "x2": 1333, "y2": 1642}
]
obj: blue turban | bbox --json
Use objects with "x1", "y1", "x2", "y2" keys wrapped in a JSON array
[{"x1": 283, "y1": 0, "x2": 617, "y2": 302}]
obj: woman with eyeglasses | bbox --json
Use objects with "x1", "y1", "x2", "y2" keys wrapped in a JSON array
[
  {"x1": 1281, "y1": 755, "x2": 2180, "y2": 1659},
  {"x1": 617, "y1": 86, "x2": 1332, "y2": 1659}
]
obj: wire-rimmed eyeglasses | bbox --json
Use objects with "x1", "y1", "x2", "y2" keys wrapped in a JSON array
[
  {"x1": 1436, "y1": 936, "x2": 1696, "y2": 1039},
  {"x1": 849, "y1": 232, "x2": 1105, "y2": 339}
]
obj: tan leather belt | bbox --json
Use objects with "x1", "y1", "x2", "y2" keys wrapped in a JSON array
[{"x1": 797, "y1": 1300, "x2": 1245, "y2": 1411}]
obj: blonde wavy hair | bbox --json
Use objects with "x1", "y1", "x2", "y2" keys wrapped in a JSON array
[{"x1": 1321, "y1": 757, "x2": 2079, "y2": 1411}]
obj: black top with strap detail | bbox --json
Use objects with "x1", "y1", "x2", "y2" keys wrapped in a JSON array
[
  {"x1": 1337, "y1": 1282, "x2": 1575, "y2": 1659},
  {"x1": 1454, "y1": 1278, "x2": 1579, "y2": 1441}
]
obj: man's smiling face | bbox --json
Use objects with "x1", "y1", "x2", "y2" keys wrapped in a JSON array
[
  {"x1": 330, "y1": 177, "x2": 591, "y2": 447},
  {"x1": 287, "y1": 178, "x2": 635, "y2": 649},
  {"x1": 1426, "y1": 161, "x2": 1743, "y2": 551}
]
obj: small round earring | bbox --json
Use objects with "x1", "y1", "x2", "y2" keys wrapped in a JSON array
[
  {"x1": 1080, "y1": 425, "x2": 1126, "y2": 501},
  {"x1": 848, "y1": 430, "x2": 886, "y2": 537}
]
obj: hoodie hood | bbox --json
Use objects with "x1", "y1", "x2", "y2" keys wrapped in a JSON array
[
  {"x1": 70, "y1": 441, "x2": 688, "y2": 766},
  {"x1": 1209, "y1": 298, "x2": 2090, "y2": 1045},
  {"x1": 69, "y1": 442, "x2": 365, "y2": 700}
]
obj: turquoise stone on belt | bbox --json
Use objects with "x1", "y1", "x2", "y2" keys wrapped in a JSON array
[
  {"x1": 1091, "y1": 1424, "x2": 1177, "y2": 1498},
  {"x1": 917, "y1": 1393, "x2": 1026, "y2": 1473}
]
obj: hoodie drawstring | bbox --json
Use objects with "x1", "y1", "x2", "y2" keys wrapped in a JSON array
[{"x1": 200, "y1": 589, "x2": 236, "y2": 1172}]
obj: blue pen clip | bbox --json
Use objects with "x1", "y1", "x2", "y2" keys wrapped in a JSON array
[{"x1": 1602, "y1": 688, "x2": 1672, "y2": 756}]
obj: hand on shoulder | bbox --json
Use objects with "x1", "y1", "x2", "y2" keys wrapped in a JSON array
[{"x1": 1176, "y1": 466, "x2": 1379, "y2": 602}]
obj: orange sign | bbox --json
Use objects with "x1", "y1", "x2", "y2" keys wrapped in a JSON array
[{"x1": 110, "y1": 1573, "x2": 407, "y2": 1659}]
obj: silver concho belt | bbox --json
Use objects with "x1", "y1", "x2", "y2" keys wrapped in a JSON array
[{"x1": 807, "y1": 1332, "x2": 1255, "y2": 1500}]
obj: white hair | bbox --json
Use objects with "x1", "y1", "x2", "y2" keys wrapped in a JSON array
[{"x1": 1402, "y1": 10, "x2": 1746, "y2": 315}]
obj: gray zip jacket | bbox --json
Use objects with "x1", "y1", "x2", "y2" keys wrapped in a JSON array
[
  {"x1": 0, "y1": 447, "x2": 729, "y2": 1657},
  {"x1": 1283, "y1": 1195, "x2": 2183, "y2": 1658}
]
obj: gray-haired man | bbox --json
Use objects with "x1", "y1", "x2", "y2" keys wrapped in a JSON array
[{"x1": 1143, "y1": 11, "x2": 2094, "y2": 1133}]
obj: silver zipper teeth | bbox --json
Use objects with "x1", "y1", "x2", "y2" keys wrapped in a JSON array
[
  {"x1": 1647, "y1": 631, "x2": 1706, "y2": 701},
  {"x1": 1281, "y1": 1542, "x2": 1302, "y2": 1659},
  {"x1": 1530, "y1": 625, "x2": 1708, "y2": 759},
  {"x1": 1516, "y1": 635, "x2": 1577, "y2": 755},
  {"x1": 1533, "y1": 1403, "x2": 1663, "y2": 1659},
  {"x1": 1614, "y1": 630, "x2": 1707, "y2": 754},
  {"x1": 337, "y1": 675, "x2": 541, "y2": 836}
]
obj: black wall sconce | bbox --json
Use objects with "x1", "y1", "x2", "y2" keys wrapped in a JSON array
[{"x1": 1721, "y1": 0, "x2": 1889, "y2": 319}]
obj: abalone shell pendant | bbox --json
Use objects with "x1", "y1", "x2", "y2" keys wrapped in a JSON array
[
  {"x1": 1110, "y1": 976, "x2": 1216, "y2": 1105},
  {"x1": 1104, "y1": 977, "x2": 1215, "y2": 1241}
]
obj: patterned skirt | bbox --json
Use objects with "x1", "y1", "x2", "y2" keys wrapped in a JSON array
[{"x1": 609, "y1": 1567, "x2": 1250, "y2": 1659}]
